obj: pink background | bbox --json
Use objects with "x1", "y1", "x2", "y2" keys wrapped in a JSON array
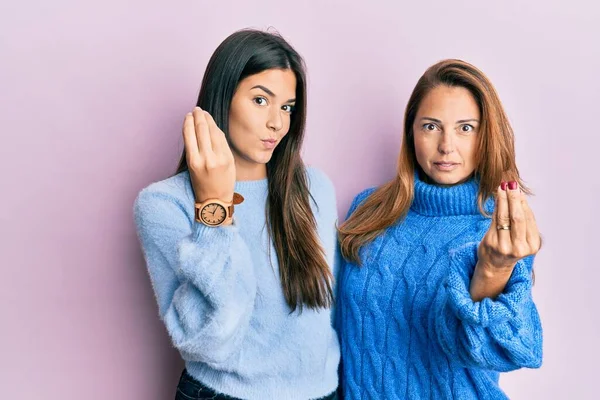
[{"x1": 1, "y1": 1, "x2": 598, "y2": 398}]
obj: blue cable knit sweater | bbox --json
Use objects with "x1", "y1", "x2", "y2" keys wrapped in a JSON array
[
  {"x1": 336, "y1": 174, "x2": 543, "y2": 399},
  {"x1": 134, "y1": 167, "x2": 340, "y2": 400}
]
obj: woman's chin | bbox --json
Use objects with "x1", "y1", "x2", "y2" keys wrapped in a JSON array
[
  {"x1": 245, "y1": 150, "x2": 274, "y2": 166},
  {"x1": 427, "y1": 171, "x2": 471, "y2": 186}
]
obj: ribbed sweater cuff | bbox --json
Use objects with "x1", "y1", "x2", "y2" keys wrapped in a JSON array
[{"x1": 446, "y1": 242, "x2": 533, "y2": 328}]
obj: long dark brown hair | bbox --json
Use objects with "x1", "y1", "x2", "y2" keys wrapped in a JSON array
[
  {"x1": 339, "y1": 59, "x2": 530, "y2": 265},
  {"x1": 176, "y1": 29, "x2": 333, "y2": 311}
]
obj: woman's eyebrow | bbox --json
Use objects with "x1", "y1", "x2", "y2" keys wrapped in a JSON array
[{"x1": 251, "y1": 85, "x2": 295, "y2": 103}]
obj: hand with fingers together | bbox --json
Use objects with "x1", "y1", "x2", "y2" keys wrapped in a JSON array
[
  {"x1": 478, "y1": 180, "x2": 542, "y2": 270},
  {"x1": 183, "y1": 107, "x2": 236, "y2": 205},
  {"x1": 471, "y1": 180, "x2": 542, "y2": 301}
]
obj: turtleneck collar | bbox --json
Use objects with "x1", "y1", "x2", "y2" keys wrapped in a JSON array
[{"x1": 410, "y1": 171, "x2": 493, "y2": 217}]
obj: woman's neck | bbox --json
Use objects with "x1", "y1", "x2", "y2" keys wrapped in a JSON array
[
  {"x1": 417, "y1": 168, "x2": 474, "y2": 187},
  {"x1": 235, "y1": 157, "x2": 267, "y2": 181}
]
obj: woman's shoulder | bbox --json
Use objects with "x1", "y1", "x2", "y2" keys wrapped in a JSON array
[
  {"x1": 353, "y1": 187, "x2": 377, "y2": 204},
  {"x1": 304, "y1": 166, "x2": 338, "y2": 219},
  {"x1": 305, "y1": 165, "x2": 335, "y2": 194},
  {"x1": 134, "y1": 171, "x2": 194, "y2": 216},
  {"x1": 345, "y1": 187, "x2": 377, "y2": 219},
  {"x1": 305, "y1": 166, "x2": 337, "y2": 203}
]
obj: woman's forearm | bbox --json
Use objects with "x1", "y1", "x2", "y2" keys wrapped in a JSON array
[{"x1": 469, "y1": 261, "x2": 515, "y2": 301}]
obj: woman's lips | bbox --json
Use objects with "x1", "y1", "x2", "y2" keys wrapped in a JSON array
[
  {"x1": 261, "y1": 139, "x2": 277, "y2": 149},
  {"x1": 433, "y1": 162, "x2": 459, "y2": 171}
]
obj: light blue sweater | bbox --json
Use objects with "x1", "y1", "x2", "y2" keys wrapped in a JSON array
[
  {"x1": 134, "y1": 167, "x2": 340, "y2": 400},
  {"x1": 336, "y1": 173, "x2": 543, "y2": 399}
]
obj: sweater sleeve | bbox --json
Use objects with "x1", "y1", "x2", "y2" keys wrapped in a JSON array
[
  {"x1": 334, "y1": 188, "x2": 375, "y2": 395},
  {"x1": 333, "y1": 187, "x2": 375, "y2": 330},
  {"x1": 133, "y1": 187, "x2": 257, "y2": 367},
  {"x1": 432, "y1": 242, "x2": 543, "y2": 372}
]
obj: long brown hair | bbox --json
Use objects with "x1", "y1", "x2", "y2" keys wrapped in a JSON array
[
  {"x1": 339, "y1": 59, "x2": 530, "y2": 265},
  {"x1": 176, "y1": 29, "x2": 332, "y2": 311}
]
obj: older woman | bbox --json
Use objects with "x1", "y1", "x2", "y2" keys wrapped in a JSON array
[{"x1": 336, "y1": 59, "x2": 543, "y2": 400}]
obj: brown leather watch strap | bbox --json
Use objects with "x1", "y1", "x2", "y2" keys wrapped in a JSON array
[
  {"x1": 233, "y1": 193, "x2": 244, "y2": 205},
  {"x1": 228, "y1": 193, "x2": 244, "y2": 219}
]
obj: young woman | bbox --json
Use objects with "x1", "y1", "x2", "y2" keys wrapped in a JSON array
[
  {"x1": 336, "y1": 59, "x2": 543, "y2": 399},
  {"x1": 134, "y1": 29, "x2": 340, "y2": 400}
]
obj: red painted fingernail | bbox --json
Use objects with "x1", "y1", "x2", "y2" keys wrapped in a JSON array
[
  {"x1": 508, "y1": 181, "x2": 518, "y2": 190},
  {"x1": 500, "y1": 181, "x2": 508, "y2": 191}
]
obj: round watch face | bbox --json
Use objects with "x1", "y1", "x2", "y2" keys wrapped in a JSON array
[{"x1": 200, "y1": 203, "x2": 227, "y2": 226}]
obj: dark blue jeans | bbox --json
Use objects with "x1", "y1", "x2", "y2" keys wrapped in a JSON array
[{"x1": 175, "y1": 369, "x2": 339, "y2": 400}]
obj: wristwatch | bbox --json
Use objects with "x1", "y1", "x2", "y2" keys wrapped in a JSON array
[{"x1": 195, "y1": 193, "x2": 244, "y2": 227}]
